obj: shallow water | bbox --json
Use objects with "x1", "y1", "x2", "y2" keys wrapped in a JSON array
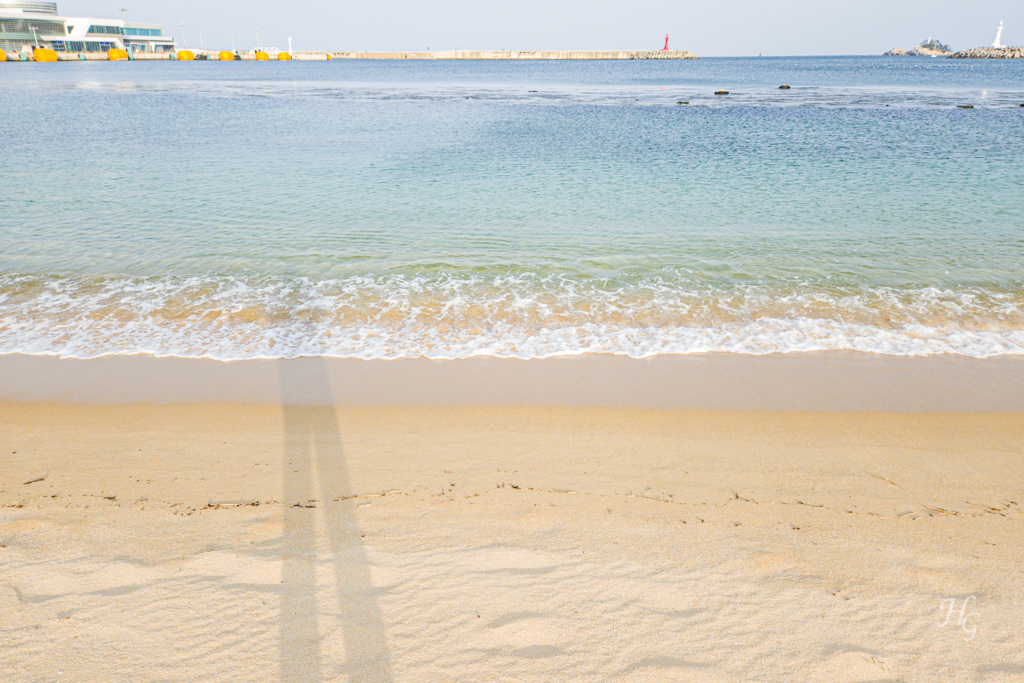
[{"x1": 1, "y1": 57, "x2": 1022, "y2": 359}]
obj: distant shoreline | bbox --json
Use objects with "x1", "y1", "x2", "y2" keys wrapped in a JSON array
[
  {"x1": 14, "y1": 50, "x2": 1024, "y2": 62},
  {"x1": 16, "y1": 49, "x2": 699, "y2": 62}
]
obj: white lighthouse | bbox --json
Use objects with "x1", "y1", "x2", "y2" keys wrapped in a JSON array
[{"x1": 992, "y1": 21, "x2": 1004, "y2": 48}]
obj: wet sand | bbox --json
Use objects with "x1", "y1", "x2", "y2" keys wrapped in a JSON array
[
  {"x1": 2, "y1": 352, "x2": 1024, "y2": 410},
  {"x1": 1, "y1": 354, "x2": 1023, "y2": 681}
]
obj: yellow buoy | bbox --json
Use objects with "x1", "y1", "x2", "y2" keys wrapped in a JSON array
[
  {"x1": 326, "y1": 53, "x2": 333, "y2": 60},
  {"x1": 33, "y1": 47, "x2": 58, "y2": 62},
  {"x1": 177, "y1": 50, "x2": 195, "y2": 61},
  {"x1": 219, "y1": 51, "x2": 234, "y2": 61},
  {"x1": 108, "y1": 48, "x2": 129, "y2": 61},
  {"x1": 255, "y1": 51, "x2": 269, "y2": 61},
  {"x1": 0, "y1": 49, "x2": 7, "y2": 62},
  {"x1": 278, "y1": 52, "x2": 292, "y2": 61}
]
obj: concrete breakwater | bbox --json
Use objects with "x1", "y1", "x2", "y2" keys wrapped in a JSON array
[
  {"x1": 330, "y1": 50, "x2": 698, "y2": 60},
  {"x1": 11, "y1": 49, "x2": 697, "y2": 62},
  {"x1": 950, "y1": 46, "x2": 1024, "y2": 59}
]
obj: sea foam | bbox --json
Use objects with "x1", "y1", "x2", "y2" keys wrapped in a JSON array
[{"x1": 1, "y1": 273, "x2": 1021, "y2": 360}]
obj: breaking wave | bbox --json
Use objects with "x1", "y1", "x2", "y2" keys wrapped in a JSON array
[{"x1": 1, "y1": 272, "x2": 1022, "y2": 360}]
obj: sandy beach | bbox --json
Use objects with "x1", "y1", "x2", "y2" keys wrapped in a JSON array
[
  {"x1": 5, "y1": 46, "x2": 1024, "y2": 682},
  {"x1": 2, "y1": 354, "x2": 1022, "y2": 681}
]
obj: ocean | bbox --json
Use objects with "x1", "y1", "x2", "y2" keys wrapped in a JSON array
[{"x1": 1, "y1": 56, "x2": 1022, "y2": 359}]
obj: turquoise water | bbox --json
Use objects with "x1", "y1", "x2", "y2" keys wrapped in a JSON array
[{"x1": 1, "y1": 57, "x2": 1022, "y2": 358}]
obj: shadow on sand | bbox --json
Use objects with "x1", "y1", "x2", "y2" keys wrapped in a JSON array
[{"x1": 278, "y1": 358, "x2": 393, "y2": 682}]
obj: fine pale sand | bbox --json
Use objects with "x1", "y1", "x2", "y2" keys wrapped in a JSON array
[{"x1": 2, "y1": 399, "x2": 1023, "y2": 680}]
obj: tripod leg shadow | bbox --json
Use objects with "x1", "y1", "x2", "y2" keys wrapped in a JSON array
[{"x1": 279, "y1": 358, "x2": 393, "y2": 682}]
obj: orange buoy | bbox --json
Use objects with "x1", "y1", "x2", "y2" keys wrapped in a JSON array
[
  {"x1": 33, "y1": 47, "x2": 58, "y2": 62},
  {"x1": 255, "y1": 51, "x2": 269, "y2": 61},
  {"x1": 177, "y1": 50, "x2": 195, "y2": 61},
  {"x1": 278, "y1": 52, "x2": 292, "y2": 61},
  {"x1": 219, "y1": 51, "x2": 234, "y2": 61},
  {"x1": 108, "y1": 48, "x2": 129, "y2": 61},
  {"x1": 326, "y1": 53, "x2": 333, "y2": 60}
]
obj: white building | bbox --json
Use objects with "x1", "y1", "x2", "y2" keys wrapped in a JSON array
[{"x1": 0, "y1": 1, "x2": 173, "y2": 55}]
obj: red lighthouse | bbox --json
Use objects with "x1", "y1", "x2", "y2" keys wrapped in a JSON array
[{"x1": 663, "y1": 34, "x2": 669, "y2": 51}]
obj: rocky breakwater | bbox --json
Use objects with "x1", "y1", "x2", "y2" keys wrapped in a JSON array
[{"x1": 950, "y1": 46, "x2": 1024, "y2": 59}]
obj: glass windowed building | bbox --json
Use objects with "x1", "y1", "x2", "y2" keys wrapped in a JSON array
[{"x1": 1, "y1": 1, "x2": 174, "y2": 55}]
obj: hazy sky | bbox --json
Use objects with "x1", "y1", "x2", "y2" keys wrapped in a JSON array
[{"x1": 60, "y1": 0, "x2": 1021, "y2": 56}]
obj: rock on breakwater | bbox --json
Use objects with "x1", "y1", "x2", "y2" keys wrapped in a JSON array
[
  {"x1": 950, "y1": 46, "x2": 1024, "y2": 59},
  {"x1": 910, "y1": 46, "x2": 951, "y2": 56},
  {"x1": 883, "y1": 46, "x2": 951, "y2": 56},
  {"x1": 883, "y1": 39, "x2": 952, "y2": 57}
]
